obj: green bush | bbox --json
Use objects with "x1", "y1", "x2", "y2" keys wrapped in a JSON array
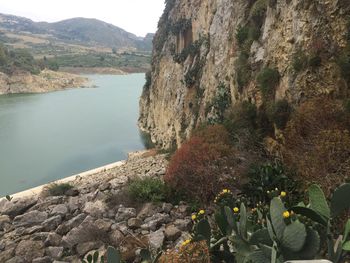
[
  {"x1": 256, "y1": 67, "x2": 280, "y2": 99},
  {"x1": 250, "y1": 0, "x2": 268, "y2": 27},
  {"x1": 292, "y1": 50, "x2": 308, "y2": 72},
  {"x1": 236, "y1": 51, "x2": 251, "y2": 91},
  {"x1": 268, "y1": 99, "x2": 293, "y2": 129},
  {"x1": 308, "y1": 55, "x2": 322, "y2": 68},
  {"x1": 46, "y1": 183, "x2": 74, "y2": 196},
  {"x1": 128, "y1": 177, "x2": 167, "y2": 203},
  {"x1": 236, "y1": 26, "x2": 249, "y2": 47}
]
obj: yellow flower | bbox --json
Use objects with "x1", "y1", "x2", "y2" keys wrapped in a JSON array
[
  {"x1": 191, "y1": 214, "x2": 197, "y2": 220},
  {"x1": 233, "y1": 207, "x2": 239, "y2": 213},
  {"x1": 181, "y1": 239, "x2": 191, "y2": 246},
  {"x1": 280, "y1": 191, "x2": 287, "y2": 197},
  {"x1": 283, "y1": 211, "x2": 290, "y2": 218},
  {"x1": 198, "y1": 209, "x2": 205, "y2": 215}
]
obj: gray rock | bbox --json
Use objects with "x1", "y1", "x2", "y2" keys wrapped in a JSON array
[
  {"x1": 0, "y1": 247, "x2": 15, "y2": 262},
  {"x1": 83, "y1": 201, "x2": 107, "y2": 218},
  {"x1": 164, "y1": 225, "x2": 181, "y2": 241},
  {"x1": 42, "y1": 215, "x2": 62, "y2": 231},
  {"x1": 137, "y1": 203, "x2": 161, "y2": 219},
  {"x1": 32, "y1": 257, "x2": 52, "y2": 263},
  {"x1": 15, "y1": 240, "x2": 44, "y2": 262},
  {"x1": 109, "y1": 230, "x2": 124, "y2": 247},
  {"x1": 32, "y1": 256, "x2": 52, "y2": 263},
  {"x1": 46, "y1": 246, "x2": 64, "y2": 259},
  {"x1": 162, "y1": 203, "x2": 173, "y2": 213},
  {"x1": 56, "y1": 213, "x2": 86, "y2": 235},
  {"x1": 149, "y1": 229, "x2": 165, "y2": 250},
  {"x1": 13, "y1": 211, "x2": 48, "y2": 227},
  {"x1": 174, "y1": 219, "x2": 192, "y2": 231},
  {"x1": 5, "y1": 256, "x2": 25, "y2": 263},
  {"x1": 62, "y1": 218, "x2": 102, "y2": 248},
  {"x1": 0, "y1": 215, "x2": 11, "y2": 230},
  {"x1": 94, "y1": 218, "x2": 113, "y2": 232},
  {"x1": 0, "y1": 198, "x2": 37, "y2": 217},
  {"x1": 51, "y1": 204, "x2": 68, "y2": 216},
  {"x1": 127, "y1": 218, "x2": 142, "y2": 229},
  {"x1": 115, "y1": 207, "x2": 136, "y2": 222},
  {"x1": 76, "y1": 241, "x2": 102, "y2": 256},
  {"x1": 99, "y1": 182, "x2": 111, "y2": 191},
  {"x1": 44, "y1": 232, "x2": 62, "y2": 247}
]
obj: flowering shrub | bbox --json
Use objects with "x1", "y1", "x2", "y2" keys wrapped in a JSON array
[{"x1": 165, "y1": 125, "x2": 235, "y2": 204}]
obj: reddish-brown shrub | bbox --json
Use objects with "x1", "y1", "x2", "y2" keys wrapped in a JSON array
[
  {"x1": 282, "y1": 98, "x2": 350, "y2": 195},
  {"x1": 165, "y1": 125, "x2": 236, "y2": 204}
]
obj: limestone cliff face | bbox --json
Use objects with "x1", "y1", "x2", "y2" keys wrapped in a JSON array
[
  {"x1": 139, "y1": 0, "x2": 350, "y2": 148},
  {"x1": 0, "y1": 69, "x2": 89, "y2": 95}
]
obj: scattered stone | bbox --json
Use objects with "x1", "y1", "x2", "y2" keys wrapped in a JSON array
[
  {"x1": 42, "y1": 215, "x2": 62, "y2": 231},
  {"x1": 109, "y1": 230, "x2": 124, "y2": 247},
  {"x1": 149, "y1": 229, "x2": 165, "y2": 250},
  {"x1": 76, "y1": 241, "x2": 102, "y2": 256},
  {"x1": 115, "y1": 207, "x2": 136, "y2": 222},
  {"x1": 32, "y1": 256, "x2": 52, "y2": 263},
  {"x1": 44, "y1": 232, "x2": 62, "y2": 247},
  {"x1": 0, "y1": 198, "x2": 37, "y2": 217},
  {"x1": 46, "y1": 246, "x2": 64, "y2": 259},
  {"x1": 83, "y1": 201, "x2": 107, "y2": 218},
  {"x1": 94, "y1": 218, "x2": 113, "y2": 232},
  {"x1": 162, "y1": 203, "x2": 173, "y2": 213},
  {"x1": 127, "y1": 218, "x2": 142, "y2": 229},
  {"x1": 15, "y1": 240, "x2": 44, "y2": 262},
  {"x1": 164, "y1": 225, "x2": 181, "y2": 241},
  {"x1": 13, "y1": 211, "x2": 48, "y2": 227},
  {"x1": 51, "y1": 204, "x2": 68, "y2": 216}
]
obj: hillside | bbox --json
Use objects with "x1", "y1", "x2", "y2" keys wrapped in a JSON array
[{"x1": 0, "y1": 13, "x2": 152, "y2": 51}]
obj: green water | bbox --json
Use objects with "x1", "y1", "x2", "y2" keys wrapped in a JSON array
[{"x1": 0, "y1": 74, "x2": 146, "y2": 196}]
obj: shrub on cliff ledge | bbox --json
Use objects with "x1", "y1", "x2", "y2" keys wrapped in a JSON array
[{"x1": 165, "y1": 125, "x2": 235, "y2": 204}]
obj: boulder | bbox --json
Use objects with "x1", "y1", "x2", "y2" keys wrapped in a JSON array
[
  {"x1": 46, "y1": 246, "x2": 64, "y2": 259},
  {"x1": 0, "y1": 198, "x2": 37, "y2": 217},
  {"x1": 13, "y1": 211, "x2": 48, "y2": 227},
  {"x1": 164, "y1": 225, "x2": 181, "y2": 241},
  {"x1": 15, "y1": 240, "x2": 44, "y2": 262},
  {"x1": 83, "y1": 201, "x2": 107, "y2": 218},
  {"x1": 44, "y1": 232, "x2": 62, "y2": 247},
  {"x1": 42, "y1": 215, "x2": 62, "y2": 231},
  {"x1": 50, "y1": 204, "x2": 68, "y2": 216},
  {"x1": 149, "y1": 229, "x2": 165, "y2": 250},
  {"x1": 115, "y1": 207, "x2": 136, "y2": 222},
  {"x1": 127, "y1": 218, "x2": 142, "y2": 229}
]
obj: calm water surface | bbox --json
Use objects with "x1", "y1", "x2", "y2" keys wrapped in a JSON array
[{"x1": 0, "y1": 74, "x2": 146, "y2": 196}]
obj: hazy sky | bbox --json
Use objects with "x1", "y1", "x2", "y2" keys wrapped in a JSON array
[{"x1": 0, "y1": 0, "x2": 165, "y2": 37}]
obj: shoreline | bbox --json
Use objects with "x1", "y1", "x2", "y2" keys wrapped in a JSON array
[{"x1": 2, "y1": 160, "x2": 126, "y2": 201}]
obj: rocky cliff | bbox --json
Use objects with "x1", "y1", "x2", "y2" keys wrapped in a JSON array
[
  {"x1": 0, "y1": 70, "x2": 89, "y2": 95},
  {"x1": 139, "y1": 0, "x2": 350, "y2": 148}
]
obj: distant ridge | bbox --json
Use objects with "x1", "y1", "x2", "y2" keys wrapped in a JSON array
[{"x1": 0, "y1": 13, "x2": 153, "y2": 51}]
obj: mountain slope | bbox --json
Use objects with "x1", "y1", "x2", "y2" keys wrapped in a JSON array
[{"x1": 0, "y1": 13, "x2": 152, "y2": 51}]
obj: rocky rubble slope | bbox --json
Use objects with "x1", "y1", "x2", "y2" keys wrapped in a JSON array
[
  {"x1": 0, "y1": 69, "x2": 89, "y2": 95},
  {"x1": 139, "y1": 0, "x2": 350, "y2": 148},
  {"x1": 0, "y1": 152, "x2": 192, "y2": 263}
]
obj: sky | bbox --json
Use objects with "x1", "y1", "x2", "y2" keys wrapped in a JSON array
[{"x1": 0, "y1": 0, "x2": 165, "y2": 37}]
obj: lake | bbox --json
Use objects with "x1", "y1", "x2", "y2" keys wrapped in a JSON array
[{"x1": 0, "y1": 74, "x2": 146, "y2": 196}]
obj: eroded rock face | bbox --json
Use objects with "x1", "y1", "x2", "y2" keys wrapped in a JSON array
[
  {"x1": 0, "y1": 152, "x2": 187, "y2": 262},
  {"x1": 139, "y1": 0, "x2": 350, "y2": 148}
]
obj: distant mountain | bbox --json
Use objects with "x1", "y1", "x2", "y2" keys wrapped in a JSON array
[{"x1": 0, "y1": 13, "x2": 153, "y2": 51}]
